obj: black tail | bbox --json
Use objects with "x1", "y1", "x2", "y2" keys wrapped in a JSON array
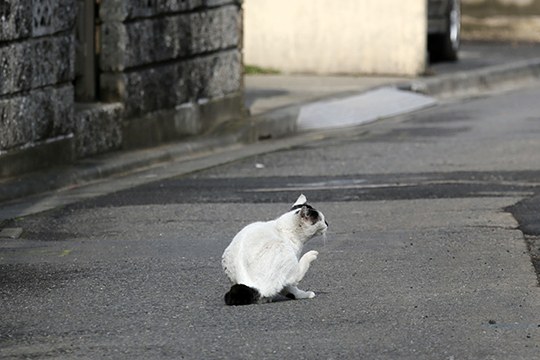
[{"x1": 224, "y1": 284, "x2": 260, "y2": 306}]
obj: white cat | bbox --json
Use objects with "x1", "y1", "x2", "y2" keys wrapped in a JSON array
[{"x1": 222, "y1": 194, "x2": 328, "y2": 305}]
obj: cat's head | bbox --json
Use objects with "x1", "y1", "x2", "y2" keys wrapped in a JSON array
[{"x1": 279, "y1": 194, "x2": 328, "y2": 242}]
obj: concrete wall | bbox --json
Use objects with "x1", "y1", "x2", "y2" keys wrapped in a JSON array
[
  {"x1": 0, "y1": 0, "x2": 244, "y2": 178},
  {"x1": 244, "y1": 0, "x2": 427, "y2": 76}
]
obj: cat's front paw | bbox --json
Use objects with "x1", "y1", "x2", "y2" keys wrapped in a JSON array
[
  {"x1": 304, "y1": 250, "x2": 318, "y2": 263},
  {"x1": 306, "y1": 291, "x2": 316, "y2": 299}
]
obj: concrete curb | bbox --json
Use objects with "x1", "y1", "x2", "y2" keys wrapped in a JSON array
[
  {"x1": 252, "y1": 57, "x2": 540, "y2": 142},
  {"x1": 404, "y1": 57, "x2": 540, "y2": 96},
  {"x1": 2, "y1": 58, "x2": 540, "y2": 206},
  {"x1": 0, "y1": 132, "x2": 247, "y2": 205}
]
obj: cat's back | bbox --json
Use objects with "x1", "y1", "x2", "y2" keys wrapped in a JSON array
[
  {"x1": 239, "y1": 219, "x2": 276, "y2": 237},
  {"x1": 222, "y1": 219, "x2": 279, "y2": 284},
  {"x1": 227, "y1": 219, "x2": 277, "y2": 249}
]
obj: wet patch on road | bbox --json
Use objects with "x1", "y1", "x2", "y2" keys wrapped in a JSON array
[
  {"x1": 362, "y1": 126, "x2": 471, "y2": 142},
  {"x1": 507, "y1": 194, "x2": 540, "y2": 285},
  {"x1": 0, "y1": 263, "x2": 89, "y2": 294},
  {"x1": 406, "y1": 111, "x2": 476, "y2": 124},
  {"x1": 66, "y1": 170, "x2": 540, "y2": 208}
]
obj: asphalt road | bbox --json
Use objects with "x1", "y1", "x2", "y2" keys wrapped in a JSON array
[{"x1": 2, "y1": 84, "x2": 540, "y2": 358}]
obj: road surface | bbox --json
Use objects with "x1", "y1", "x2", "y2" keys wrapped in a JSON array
[{"x1": 1, "y1": 83, "x2": 540, "y2": 359}]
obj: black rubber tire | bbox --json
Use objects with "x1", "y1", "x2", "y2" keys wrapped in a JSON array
[{"x1": 428, "y1": 0, "x2": 461, "y2": 62}]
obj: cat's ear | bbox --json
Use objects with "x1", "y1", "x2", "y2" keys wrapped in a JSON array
[
  {"x1": 300, "y1": 205, "x2": 310, "y2": 219},
  {"x1": 293, "y1": 194, "x2": 307, "y2": 207},
  {"x1": 299, "y1": 205, "x2": 319, "y2": 224}
]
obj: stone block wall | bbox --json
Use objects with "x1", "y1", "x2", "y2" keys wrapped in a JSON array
[
  {"x1": 0, "y1": 0, "x2": 244, "y2": 178},
  {"x1": 0, "y1": 0, "x2": 76, "y2": 175},
  {"x1": 98, "y1": 0, "x2": 244, "y2": 149}
]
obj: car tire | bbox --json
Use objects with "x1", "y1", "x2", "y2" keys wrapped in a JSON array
[{"x1": 428, "y1": 0, "x2": 461, "y2": 62}]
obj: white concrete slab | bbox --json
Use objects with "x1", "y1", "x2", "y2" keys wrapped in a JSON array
[{"x1": 298, "y1": 87, "x2": 437, "y2": 130}]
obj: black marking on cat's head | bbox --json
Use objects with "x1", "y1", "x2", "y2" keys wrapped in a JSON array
[
  {"x1": 290, "y1": 203, "x2": 314, "y2": 212},
  {"x1": 292, "y1": 204, "x2": 321, "y2": 225},
  {"x1": 290, "y1": 195, "x2": 328, "y2": 231}
]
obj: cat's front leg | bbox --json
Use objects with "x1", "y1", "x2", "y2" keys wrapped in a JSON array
[
  {"x1": 281, "y1": 285, "x2": 315, "y2": 300},
  {"x1": 293, "y1": 250, "x2": 318, "y2": 284}
]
